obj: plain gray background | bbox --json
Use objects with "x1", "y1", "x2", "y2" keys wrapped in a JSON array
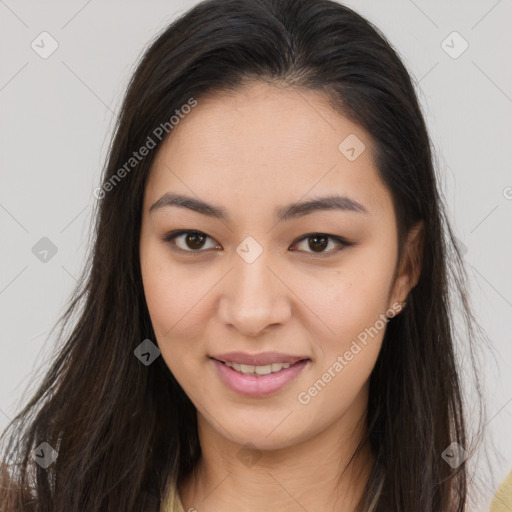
[{"x1": 1, "y1": 0, "x2": 511, "y2": 508}]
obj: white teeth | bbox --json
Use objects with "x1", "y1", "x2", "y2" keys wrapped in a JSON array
[{"x1": 225, "y1": 361, "x2": 292, "y2": 375}]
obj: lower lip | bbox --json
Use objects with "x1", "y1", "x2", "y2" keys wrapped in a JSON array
[{"x1": 211, "y1": 358, "x2": 309, "y2": 397}]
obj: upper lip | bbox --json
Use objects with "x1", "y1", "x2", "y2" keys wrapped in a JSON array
[{"x1": 210, "y1": 352, "x2": 310, "y2": 366}]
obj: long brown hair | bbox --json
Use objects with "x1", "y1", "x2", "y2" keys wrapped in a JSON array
[{"x1": 0, "y1": 0, "x2": 492, "y2": 510}]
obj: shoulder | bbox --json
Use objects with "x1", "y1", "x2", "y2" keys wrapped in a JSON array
[
  {"x1": 490, "y1": 468, "x2": 512, "y2": 512},
  {"x1": 0, "y1": 463, "x2": 34, "y2": 512},
  {"x1": 160, "y1": 479, "x2": 186, "y2": 512}
]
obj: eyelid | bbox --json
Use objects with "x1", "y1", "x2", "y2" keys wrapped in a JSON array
[{"x1": 162, "y1": 230, "x2": 351, "y2": 256}]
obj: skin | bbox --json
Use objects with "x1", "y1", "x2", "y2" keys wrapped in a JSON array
[{"x1": 139, "y1": 81, "x2": 423, "y2": 512}]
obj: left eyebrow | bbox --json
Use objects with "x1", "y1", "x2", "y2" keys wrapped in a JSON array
[
  {"x1": 276, "y1": 194, "x2": 369, "y2": 220},
  {"x1": 149, "y1": 192, "x2": 369, "y2": 222}
]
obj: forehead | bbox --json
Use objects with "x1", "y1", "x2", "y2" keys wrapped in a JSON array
[{"x1": 144, "y1": 82, "x2": 393, "y2": 221}]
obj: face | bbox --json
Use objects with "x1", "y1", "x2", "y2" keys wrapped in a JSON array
[{"x1": 139, "y1": 81, "x2": 420, "y2": 451}]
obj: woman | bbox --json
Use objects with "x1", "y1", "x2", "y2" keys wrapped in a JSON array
[{"x1": 0, "y1": 0, "x2": 495, "y2": 510}]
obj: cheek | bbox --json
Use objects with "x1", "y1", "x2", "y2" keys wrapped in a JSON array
[
  {"x1": 141, "y1": 243, "x2": 200, "y2": 336},
  {"x1": 140, "y1": 243, "x2": 212, "y2": 388},
  {"x1": 295, "y1": 268, "x2": 391, "y2": 424},
  {"x1": 141, "y1": 260, "x2": 198, "y2": 388},
  {"x1": 298, "y1": 245, "x2": 396, "y2": 357}
]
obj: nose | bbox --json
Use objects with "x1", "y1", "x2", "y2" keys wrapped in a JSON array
[{"x1": 218, "y1": 250, "x2": 292, "y2": 337}]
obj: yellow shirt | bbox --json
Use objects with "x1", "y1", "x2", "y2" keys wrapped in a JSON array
[
  {"x1": 490, "y1": 468, "x2": 512, "y2": 512},
  {"x1": 161, "y1": 483, "x2": 185, "y2": 512},
  {"x1": 164, "y1": 470, "x2": 512, "y2": 511}
]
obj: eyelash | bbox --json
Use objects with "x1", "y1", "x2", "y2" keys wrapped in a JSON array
[{"x1": 162, "y1": 230, "x2": 352, "y2": 257}]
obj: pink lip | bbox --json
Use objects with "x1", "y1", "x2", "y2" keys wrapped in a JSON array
[
  {"x1": 211, "y1": 351, "x2": 309, "y2": 366},
  {"x1": 211, "y1": 358, "x2": 310, "y2": 397}
]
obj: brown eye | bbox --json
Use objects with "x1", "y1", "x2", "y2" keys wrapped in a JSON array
[
  {"x1": 307, "y1": 235, "x2": 329, "y2": 252},
  {"x1": 291, "y1": 233, "x2": 350, "y2": 256},
  {"x1": 164, "y1": 230, "x2": 219, "y2": 254},
  {"x1": 184, "y1": 232, "x2": 207, "y2": 250}
]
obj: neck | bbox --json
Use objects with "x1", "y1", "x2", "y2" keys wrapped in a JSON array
[{"x1": 178, "y1": 388, "x2": 374, "y2": 512}]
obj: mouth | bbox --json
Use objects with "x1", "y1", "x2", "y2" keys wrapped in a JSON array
[
  {"x1": 209, "y1": 356, "x2": 311, "y2": 397},
  {"x1": 210, "y1": 357, "x2": 310, "y2": 376}
]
